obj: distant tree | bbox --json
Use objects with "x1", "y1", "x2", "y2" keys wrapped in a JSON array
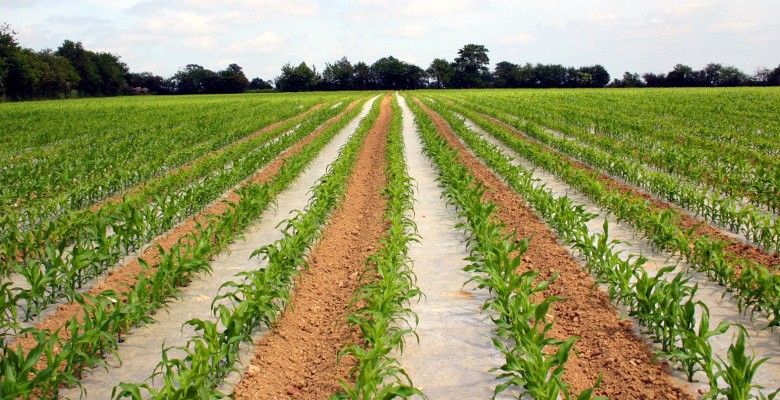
[
  {"x1": 171, "y1": 64, "x2": 216, "y2": 94},
  {"x1": 535, "y1": 63, "x2": 567, "y2": 88},
  {"x1": 578, "y1": 65, "x2": 610, "y2": 87},
  {"x1": 321, "y1": 57, "x2": 354, "y2": 90},
  {"x1": 370, "y1": 56, "x2": 406, "y2": 89},
  {"x1": 492, "y1": 61, "x2": 520, "y2": 88},
  {"x1": 767, "y1": 64, "x2": 780, "y2": 86},
  {"x1": 642, "y1": 72, "x2": 666, "y2": 87},
  {"x1": 56, "y1": 40, "x2": 101, "y2": 95},
  {"x1": 93, "y1": 52, "x2": 128, "y2": 95},
  {"x1": 0, "y1": 23, "x2": 19, "y2": 98},
  {"x1": 127, "y1": 71, "x2": 166, "y2": 93},
  {"x1": 36, "y1": 49, "x2": 80, "y2": 98},
  {"x1": 369, "y1": 56, "x2": 425, "y2": 90},
  {"x1": 452, "y1": 44, "x2": 491, "y2": 88},
  {"x1": 609, "y1": 71, "x2": 645, "y2": 87},
  {"x1": 210, "y1": 63, "x2": 249, "y2": 93},
  {"x1": 249, "y1": 77, "x2": 273, "y2": 90},
  {"x1": 665, "y1": 64, "x2": 696, "y2": 87},
  {"x1": 352, "y1": 61, "x2": 371, "y2": 90},
  {"x1": 275, "y1": 62, "x2": 318, "y2": 92},
  {"x1": 55, "y1": 40, "x2": 129, "y2": 96},
  {"x1": 402, "y1": 63, "x2": 427, "y2": 89},
  {"x1": 427, "y1": 58, "x2": 455, "y2": 88},
  {"x1": 515, "y1": 63, "x2": 537, "y2": 87}
]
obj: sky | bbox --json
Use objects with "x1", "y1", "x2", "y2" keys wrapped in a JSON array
[{"x1": 2, "y1": 0, "x2": 779, "y2": 81}]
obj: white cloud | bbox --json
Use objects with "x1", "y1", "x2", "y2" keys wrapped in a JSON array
[
  {"x1": 183, "y1": 36, "x2": 216, "y2": 49},
  {"x1": 226, "y1": 32, "x2": 282, "y2": 53},
  {"x1": 715, "y1": 21, "x2": 759, "y2": 33},
  {"x1": 143, "y1": 11, "x2": 227, "y2": 35},
  {"x1": 390, "y1": 25, "x2": 427, "y2": 38},
  {"x1": 662, "y1": 2, "x2": 712, "y2": 18},
  {"x1": 501, "y1": 34, "x2": 533, "y2": 44}
]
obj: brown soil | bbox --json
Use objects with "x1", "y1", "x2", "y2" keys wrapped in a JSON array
[
  {"x1": 414, "y1": 98, "x2": 692, "y2": 400},
  {"x1": 14, "y1": 99, "x2": 362, "y2": 368},
  {"x1": 481, "y1": 113, "x2": 780, "y2": 273},
  {"x1": 232, "y1": 94, "x2": 392, "y2": 399},
  {"x1": 89, "y1": 103, "x2": 326, "y2": 212}
]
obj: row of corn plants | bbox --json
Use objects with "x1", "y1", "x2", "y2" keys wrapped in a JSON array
[
  {"x1": 434, "y1": 89, "x2": 779, "y2": 212},
  {"x1": 416, "y1": 96, "x2": 778, "y2": 399},
  {"x1": 0, "y1": 95, "x2": 327, "y2": 229},
  {"x1": 332, "y1": 96, "x2": 424, "y2": 400},
  {"x1": 0, "y1": 97, "x2": 372, "y2": 400},
  {"x1": 426, "y1": 98, "x2": 780, "y2": 327},
  {"x1": 439, "y1": 94, "x2": 779, "y2": 253},
  {"x1": 404, "y1": 95, "x2": 600, "y2": 400},
  {"x1": 0, "y1": 100, "x2": 355, "y2": 329},
  {"x1": 111, "y1": 96, "x2": 382, "y2": 399},
  {"x1": 0, "y1": 97, "x2": 351, "y2": 275}
]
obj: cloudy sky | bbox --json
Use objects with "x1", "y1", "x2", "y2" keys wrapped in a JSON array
[{"x1": 3, "y1": 0, "x2": 779, "y2": 81}]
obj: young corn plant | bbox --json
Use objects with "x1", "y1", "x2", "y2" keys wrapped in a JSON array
[
  {"x1": 405, "y1": 94, "x2": 600, "y2": 399},
  {"x1": 113, "y1": 96, "x2": 379, "y2": 399},
  {"x1": 707, "y1": 331, "x2": 780, "y2": 400},
  {"x1": 408, "y1": 94, "x2": 780, "y2": 399},
  {"x1": 334, "y1": 95, "x2": 424, "y2": 400}
]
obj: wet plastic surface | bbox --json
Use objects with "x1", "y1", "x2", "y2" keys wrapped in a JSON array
[{"x1": 396, "y1": 95, "x2": 516, "y2": 399}]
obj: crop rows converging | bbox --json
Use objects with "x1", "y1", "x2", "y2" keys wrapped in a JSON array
[{"x1": 0, "y1": 88, "x2": 777, "y2": 400}]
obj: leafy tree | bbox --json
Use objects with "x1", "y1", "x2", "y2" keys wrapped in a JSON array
[
  {"x1": 535, "y1": 63, "x2": 568, "y2": 88},
  {"x1": 275, "y1": 62, "x2": 318, "y2": 92},
  {"x1": 493, "y1": 61, "x2": 521, "y2": 88},
  {"x1": 578, "y1": 65, "x2": 610, "y2": 87},
  {"x1": 321, "y1": 57, "x2": 354, "y2": 90},
  {"x1": 610, "y1": 71, "x2": 645, "y2": 87},
  {"x1": 369, "y1": 56, "x2": 425, "y2": 89},
  {"x1": 249, "y1": 77, "x2": 273, "y2": 90},
  {"x1": 93, "y1": 52, "x2": 128, "y2": 95},
  {"x1": 702, "y1": 63, "x2": 747, "y2": 86},
  {"x1": 452, "y1": 44, "x2": 491, "y2": 88},
  {"x1": 127, "y1": 71, "x2": 166, "y2": 93},
  {"x1": 56, "y1": 40, "x2": 101, "y2": 95},
  {"x1": 665, "y1": 64, "x2": 697, "y2": 87},
  {"x1": 55, "y1": 40, "x2": 128, "y2": 96},
  {"x1": 36, "y1": 49, "x2": 80, "y2": 98},
  {"x1": 352, "y1": 61, "x2": 371, "y2": 90},
  {"x1": 767, "y1": 64, "x2": 780, "y2": 86},
  {"x1": 0, "y1": 22, "x2": 19, "y2": 99},
  {"x1": 370, "y1": 56, "x2": 407, "y2": 89},
  {"x1": 210, "y1": 63, "x2": 249, "y2": 93},
  {"x1": 427, "y1": 58, "x2": 455, "y2": 88},
  {"x1": 171, "y1": 64, "x2": 216, "y2": 94},
  {"x1": 642, "y1": 72, "x2": 666, "y2": 87}
]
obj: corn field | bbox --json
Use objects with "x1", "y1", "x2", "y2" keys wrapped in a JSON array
[{"x1": 0, "y1": 88, "x2": 778, "y2": 400}]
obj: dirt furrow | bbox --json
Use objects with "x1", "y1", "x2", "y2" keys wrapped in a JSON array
[
  {"x1": 13, "y1": 100, "x2": 361, "y2": 359},
  {"x1": 414, "y1": 97, "x2": 691, "y2": 400},
  {"x1": 232, "y1": 94, "x2": 392, "y2": 399},
  {"x1": 481, "y1": 113, "x2": 780, "y2": 272}
]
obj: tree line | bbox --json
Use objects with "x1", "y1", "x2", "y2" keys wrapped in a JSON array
[{"x1": 2, "y1": 22, "x2": 779, "y2": 101}]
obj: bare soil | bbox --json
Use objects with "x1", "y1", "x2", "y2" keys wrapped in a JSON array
[
  {"x1": 232, "y1": 94, "x2": 392, "y2": 399},
  {"x1": 415, "y1": 98, "x2": 692, "y2": 400},
  {"x1": 14, "y1": 100, "x2": 361, "y2": 367}
]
